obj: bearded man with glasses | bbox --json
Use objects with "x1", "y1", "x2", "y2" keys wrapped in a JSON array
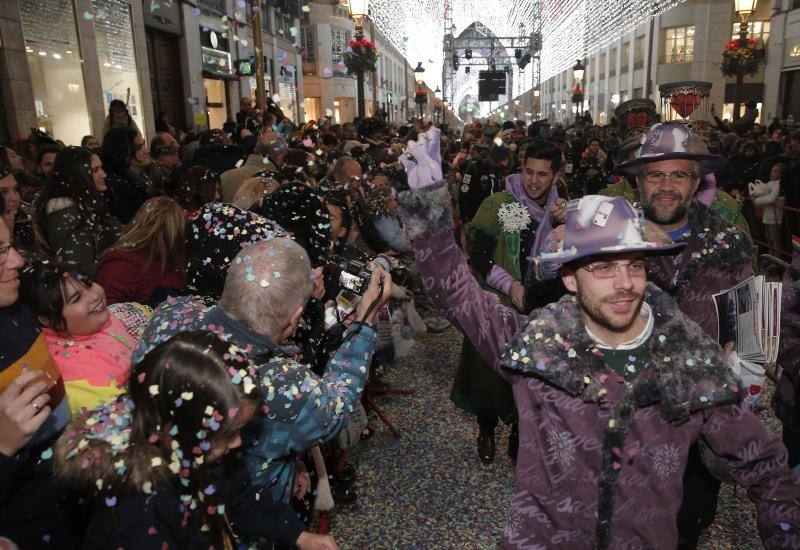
[
  {"x1": 613, "y1": 123, "x2": 758, "y2": 548},
  {"x1": 395, "y1": 129, "x2": 799, "y2": 548}
]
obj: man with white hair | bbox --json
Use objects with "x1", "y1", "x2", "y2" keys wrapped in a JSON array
[{"x1": 134, "y1": 236, "x2": 392, "y2": 549}]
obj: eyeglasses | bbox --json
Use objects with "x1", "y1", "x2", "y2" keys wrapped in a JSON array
[
  {"x1": 582, "y1": 260, "x2": 647, "y2": 279},
  {"x1": 643, "y1": 171, "x2": 696, "y2": 184}
]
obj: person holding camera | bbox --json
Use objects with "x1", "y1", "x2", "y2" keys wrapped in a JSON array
[{"x1": 132, "y1": 236, "x2": 392, "y2": 545}]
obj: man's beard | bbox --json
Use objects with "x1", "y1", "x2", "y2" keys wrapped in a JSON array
[
  {"x1": 642, "y1": 190, "x2": 691, "y2": 226},
  {"x1": 577, "y1": 288, "x2": 644, "y2": 334}
]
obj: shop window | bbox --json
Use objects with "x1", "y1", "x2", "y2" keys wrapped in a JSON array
[
  {"x1": 730, "y1": 21, "x2": 770, "y2": 48},
  {"x1": 92, "y1": 0, "x2": 145, "y2": 134},
  {"x1": 19, "y1": 0, "x2": 91, "y2": 146},
  {"x1": 304, "y1": 97, "x2": 321, "y2": 122},
  {"x1": 664, "y1": 26, "x2": 695, "y2": 63}
]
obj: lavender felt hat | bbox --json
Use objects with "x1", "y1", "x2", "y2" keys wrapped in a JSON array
[
  {"x1": 615, "y1": 122, "x2": 725, "y2": 176},
  {"x1": 540, "y1": 195, "x2": 685, "y2": 265}
]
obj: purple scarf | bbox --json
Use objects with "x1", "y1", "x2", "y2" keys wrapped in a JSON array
[{"x1": 505, "y1": 173, "x2": 559, "y2": 259}]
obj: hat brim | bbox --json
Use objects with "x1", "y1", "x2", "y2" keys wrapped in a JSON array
[
  {"x1": 615, "y1": 152, "x2": 725, "y2": 177},
  {"x1": 541, "y1": 240, "x2": 686, "y2": 266}
]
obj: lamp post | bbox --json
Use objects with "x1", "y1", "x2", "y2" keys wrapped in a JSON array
[
  {"x1": 414, "y1": 62, "x2": 425, "y2": 119},
  {"x1": 572, "y1": 59, "x2": 585, "y2": 124},
  {"x1": 347, "y1": 0, "x2": 369, "y2": 119},
  {"x1": 732, "y1": 0, "x2": 758, "y2": 122}
]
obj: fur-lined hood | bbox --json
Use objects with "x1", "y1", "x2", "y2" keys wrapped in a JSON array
[
  {"x1": 500, "y1": 282, "x2": 742, "y2": 423},
  {"x1": 670, "y1": 200, "x2": 756, "y2": 296}
]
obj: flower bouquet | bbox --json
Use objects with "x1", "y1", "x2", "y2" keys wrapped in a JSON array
[
  {"x1": 721, "y1": 38, "x2": 762, "y2": 77},
  {"x1": 571, "y1": 85, "x2": 584, "y2": 105},
  {"x1": 344, "y1": 38, "x2": 379, "y2": 75}
]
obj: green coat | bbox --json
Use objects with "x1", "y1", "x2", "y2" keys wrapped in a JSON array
[{"x1": 451, "y1": 191, "x2": 519, "y2": 422}]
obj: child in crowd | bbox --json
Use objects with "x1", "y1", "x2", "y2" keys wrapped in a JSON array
[
  {"x1": 750, "y1": 162, "x2": 786, "y2": 253},
  {"x1": 19, "y1": 261, "x2": 144, "y2": 413},
  {"x1": 53, "y1": 331, "x2": 330, "y2": 548}
]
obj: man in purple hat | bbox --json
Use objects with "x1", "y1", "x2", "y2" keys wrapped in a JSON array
[
  {"x1": 396, "y1": 127, "x2": 800, "y2": 549},
  {"x1": 615, "y1": 122, "x2": 758, "y2": 547}
]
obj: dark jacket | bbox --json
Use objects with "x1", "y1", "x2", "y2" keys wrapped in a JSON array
[
  {"x1": 54, "y1": 398, "x2": 304, "y2": 549},
  {"x1": 95, "y1": 249, "x2": 187, "y2": 306},
  {"x1": 398, "y1": 181, "x2": 800, "y2": 549},
  {"x1": 773, "y1": 249, "x2": 800, "y2": 434},
  {"x1": 104, "y1": 169, "x2": 153, "y2": 224},
  {"x1": 42, "y1": 198, "x2": 121, "y2": 278},
  {"x1": 646, "y1": 199, "x2": 756, "y2": 341},
  {"x1": 0, "y1": 303, "x2": 82, "y2": 548}
]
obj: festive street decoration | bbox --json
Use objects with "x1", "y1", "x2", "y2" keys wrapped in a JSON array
[
  {"x1": 343, "y1": 37, "x2": 379, "y2": 75},
  {"x1": 720, "y1": 37, "x2": 762, "y2": 77},
  {"x1": 414, "y1": 87, "x2": 428, "y2": 105},
  {"x1": 658, "y1": 81, "x2": 713, "y2": 130},
  {"x1": 570, "y1": 85, "x2": 584, "y2": 105}
]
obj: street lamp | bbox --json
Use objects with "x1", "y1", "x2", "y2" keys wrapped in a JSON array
[
  {"x1": 572, "y1": 59, "x2": 585, "y2": 124},
  {"x1": 732, "y1": 0, "x2": 758, "y2": 121},
  {"x1": 413, "y1": 62, "x2": 426, "y2": 119},
  {"x1": 414, "y1": 62, "x2": 425, "y2": 84},
  {"x1": 347, "y1": 0, "x2": 369, "y2": 118}
]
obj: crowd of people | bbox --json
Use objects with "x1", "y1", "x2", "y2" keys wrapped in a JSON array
[{"x1": 0, "y1": 92, "x2": 800, "y2": 549}]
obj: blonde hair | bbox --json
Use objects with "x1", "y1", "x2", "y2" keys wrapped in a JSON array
[{"x1": 104, "y1": 196, "x2": 185, "y2": 273}]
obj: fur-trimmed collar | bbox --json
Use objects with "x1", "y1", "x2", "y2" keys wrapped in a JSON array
[
  {"x1": 499, "y1": 282, "x2": 741, "y2": 422},
  {"x1": 671, "y1": 200, "x2": 756, "y2": 295}
]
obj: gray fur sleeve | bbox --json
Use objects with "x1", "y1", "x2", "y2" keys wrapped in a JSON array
[{"x1": 397, "y1": 180, "x2": 454, "y2": 242}]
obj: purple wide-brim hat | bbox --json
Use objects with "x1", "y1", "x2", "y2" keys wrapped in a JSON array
[
  {"x1": 615, "y1": 122, "x2": 725, "y2": 177},
  {"x1": 540, "y1": 195, "x2": 686, "y2": 265}
]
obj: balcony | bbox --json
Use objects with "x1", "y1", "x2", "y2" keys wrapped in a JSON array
[
  {"x1": 661, "y1": 51, "x2": 693, "y2": 64},
  {"x1": 198, "y1": 0, "x2": 224, "y2": 15}
]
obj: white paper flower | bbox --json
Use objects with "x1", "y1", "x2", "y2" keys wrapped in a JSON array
[{"x1": 497, "y1": 201, "x2": 531, "y2": 233}]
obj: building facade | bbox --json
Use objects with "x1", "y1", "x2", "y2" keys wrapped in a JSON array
[
  {"x1": 0, "y1": 0, "x2": 307, "y2": 146},
  {"x1": 300, "y1": 0, "x2": 436, "y2": 125},
  {"x1": 536, "y1": 0, "x2": 780, "y2": 126}
]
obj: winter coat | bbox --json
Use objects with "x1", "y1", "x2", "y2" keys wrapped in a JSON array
[
  {"x1": 132, "y1": 296, "x2": 376, "y2": 505},
  {"x1": 751, "y1": 179, "x2": 784, "y2": 225},
  {"x1": 646, "y1": 199, "x2": 756, "y2": 341},
  {"x1": 104, "y1": 169, "x2": 153, "y2": 224},
  {"x1": 397, "y1": 181, "x2": 800, "y2": 549},
  {"x1": 95, "y1": 249, "x2": 187, "y2": 306},
  {"x1": 54, "y1": 398, "x2": 305, "y2": 549},
  {"x1": 773, "y1": 248, "x2": 800, "y2": 433},
  {"x1": 42, "y1": 198, "x2": 121, "y2": 278},
  {"x1": 0, "y1": 302, "x2": 81, "y2": 548}
]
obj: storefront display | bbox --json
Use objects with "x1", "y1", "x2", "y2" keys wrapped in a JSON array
[
  {"x1": 92, "y1": 0, "x2": 145, "y2": 132},
  {"x1": 19, "y1": 0, "x2": 91, "y2": 145}
]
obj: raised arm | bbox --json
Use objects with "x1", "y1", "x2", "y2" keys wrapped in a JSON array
[{"x1": 396, "y1": 128, "x2": 525, "y2": 377}]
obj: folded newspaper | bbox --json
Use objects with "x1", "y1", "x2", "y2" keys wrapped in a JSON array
[{"x1": 712, "y1": 276, "x2": 782, "y2": 410}]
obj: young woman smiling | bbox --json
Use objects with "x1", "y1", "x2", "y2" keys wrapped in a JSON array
[{"x1": 19, "y1": 261, "x2": 141, "y2": 413}]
